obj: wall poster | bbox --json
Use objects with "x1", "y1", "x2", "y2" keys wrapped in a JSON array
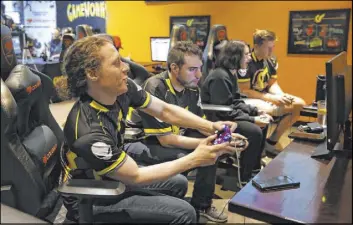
[
  {"x1": 287, "y1": 9, "x2": 351, "y2": 54},
  {"x1": 170, "y1": 16, "x2": 210, "y2": 51}
]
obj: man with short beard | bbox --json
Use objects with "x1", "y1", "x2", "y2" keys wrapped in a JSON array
[{"x1": 126, "y1": 41, "x2": 248, "y2": 223}]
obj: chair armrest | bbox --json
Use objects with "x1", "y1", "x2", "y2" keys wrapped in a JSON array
[
  {"x1": 57, "y1": 179, "x2": 126, "y2": 200},
  {"x1": 201, "y1": 104, "x2": 233, "y2": 112},
  {"x1": 239, "y1": 93, "x2": 248, "y2": 99}
]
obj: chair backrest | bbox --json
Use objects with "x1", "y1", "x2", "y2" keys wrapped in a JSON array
[
  {"x1": 1, "y1": 24, "x2": 17, "y2": 80},
  {"x1": 75, "y1": 24, "x2": 94, "y2": 40},
  {"x1": 59, "y1": 33, "x2": 75, "y2": 62},
  {"x1": 1, "y1": 24, "x2": 64, "y2": 218},
  {"x1": 1, "y1": 78, "x2": 53, "y2": 217},
  {"x1": 169, "y1": 24, "x2": 189, "y2": 50},
  {"x1": 201, "y1": 24, "x2": 228, "y2": 80}
]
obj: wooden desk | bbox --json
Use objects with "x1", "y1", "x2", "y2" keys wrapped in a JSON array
[{"x1": 228, "y1": 140, "x2": 352, "y2": 224}]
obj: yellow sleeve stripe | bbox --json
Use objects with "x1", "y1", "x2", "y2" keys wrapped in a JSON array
[
  {"x1": 271, "y1": 75, "x2": 278, "y2": 79},
  {"x1": 96, "y1": 151, "x2": 127, "y2": 176},
  {"x1": 238, "y1": 78, "x2": 251, "y2": 83},
  {"x1": 75, "y1": 109, "x2": 81, "y2": 140},
  {"x1": 144, "y1": 127, "x2": 172, "y2": 134},
  {"x1": 139, "y1": 92, "x2": 151, "y2": 109}
]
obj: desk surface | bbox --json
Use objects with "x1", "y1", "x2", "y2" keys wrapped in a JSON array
[{"x1": 229, "y1": 140, "x2": 352, "y2": 224}]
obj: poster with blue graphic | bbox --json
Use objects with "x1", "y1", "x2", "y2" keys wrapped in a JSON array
[
  {"x1": 23, "y1": 1, "x2": 57, "y2": 57},
  {"x1": 56, "y1": 1, "x2": 107, "y2": 33}
]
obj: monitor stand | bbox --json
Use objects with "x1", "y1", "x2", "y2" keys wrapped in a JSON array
[
  {"x1": 311, "y1": 120, "x2": 352, "y2": 160},
  {"x1": 311, "y1": 141, "x2": 333, "y2": 160}
]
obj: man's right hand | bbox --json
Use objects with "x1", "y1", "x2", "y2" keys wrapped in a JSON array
[
  {"x1": 191, "y1": 134, "x2": 239, "y2": 167},
  {"x1": 268, "y1": 94, "x2": 292, "y2": 106}
]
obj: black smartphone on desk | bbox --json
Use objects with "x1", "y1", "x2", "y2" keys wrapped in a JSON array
[{"x1": 252, "y1": 175, "x2": 300, "y2": 192}]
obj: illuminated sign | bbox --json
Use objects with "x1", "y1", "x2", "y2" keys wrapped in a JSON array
[{"x1": 67, "y1": 2, "x2": 107, "y2": 22}]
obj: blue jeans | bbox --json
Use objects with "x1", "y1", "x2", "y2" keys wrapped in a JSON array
[
  {"x1": 64, "y1": 174, "x2": 196, "y2": 224},
  {"x1": 125, "y1": 130, "x2": 217, "y2": 210}
]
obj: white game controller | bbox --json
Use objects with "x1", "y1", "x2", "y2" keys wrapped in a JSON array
[{"x1": 259, "y1": 115, "x2": 271, "y2": 124}]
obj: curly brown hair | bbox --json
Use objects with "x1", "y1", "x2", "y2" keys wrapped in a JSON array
[{"x1": 62, "y1": 36, "x2": 112, "y2": 97}]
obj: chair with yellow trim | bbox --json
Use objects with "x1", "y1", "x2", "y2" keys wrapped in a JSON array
[{"x1": 0, "y1": 24, "x2": 125, "y2": 224}]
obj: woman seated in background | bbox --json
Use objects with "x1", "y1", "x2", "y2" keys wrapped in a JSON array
[{"x1": 201, "y1": 40, "x2": 274, "y2": 187}]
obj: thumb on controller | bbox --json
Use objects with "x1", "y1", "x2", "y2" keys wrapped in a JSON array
[{"x1": 203, "y1": 134, "x2": 218, "y2": 145}]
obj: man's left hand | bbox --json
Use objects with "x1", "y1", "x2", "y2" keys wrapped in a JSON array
[{"x1": 212, "y1": 121, "x2": 237, "y2": 134}]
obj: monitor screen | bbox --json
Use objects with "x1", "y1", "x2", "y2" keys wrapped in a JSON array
[
  {"x1": 151, "y1": 37, "x2": 170, "y2": 62},
  {"x1": 12, "y1": 36, "x2": 21, "y2": 55}
]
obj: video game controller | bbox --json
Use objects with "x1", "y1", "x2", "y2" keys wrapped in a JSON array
[
  {"x1": 213, "y1": 125, "x2": 232, "y2": 145},
  {"x1": 259, "y1": 115, "x2": 271, "y2": 123}
]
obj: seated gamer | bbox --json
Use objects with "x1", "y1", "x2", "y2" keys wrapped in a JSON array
[
  {"x1": 201, "y1": 40, "x2": 273, "y2": 186},
  {"x1": 126, "y1": 41, "x2": 248, "y2": 223}
]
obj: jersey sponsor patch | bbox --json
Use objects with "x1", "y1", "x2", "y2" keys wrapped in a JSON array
[{"x1": 91, "y1": 142, "x2": 113, "y2": 160}]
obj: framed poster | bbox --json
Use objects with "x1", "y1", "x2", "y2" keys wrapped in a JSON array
[
  {"x1": 170, "y1": 15, "x2": 210, "y2": 51},
  {"x1": 287, "y1": 8, "x2": 351, "y2": 54}
]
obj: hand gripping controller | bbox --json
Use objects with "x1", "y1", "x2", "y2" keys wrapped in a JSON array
[{"x1": 213, "y1": 125, "x2": 232, "y2": 145}]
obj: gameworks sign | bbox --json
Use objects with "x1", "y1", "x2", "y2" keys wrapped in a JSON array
[{"x1": 56, "y1": 1, "x2": 107, "y2": 32}]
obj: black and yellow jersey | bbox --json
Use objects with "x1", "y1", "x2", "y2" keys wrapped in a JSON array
[
  {"x1": 238, "y1": 51, "x2": 279, "y2": 92},
  {"x1": 61, "y1": 78, "x2": 151, "y2": 182},
  {"x1": 139, "y1": 71, "x2": 205, "y2": 144}
]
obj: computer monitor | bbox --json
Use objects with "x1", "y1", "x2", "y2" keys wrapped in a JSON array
[
  {"x1": 326, "y1": 52, "x2": 352, "y2": 151},
  {"x1": 150, "y1": 37, "x2": 170, "y2": 62},
  {"x1": 312, "y1": 51, "x2": 352, "y2": 159},
  {"x1": 11, "y1": 35, "x2": 21, "y2": 56}
]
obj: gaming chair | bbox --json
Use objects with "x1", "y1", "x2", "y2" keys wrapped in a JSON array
[
  {"x1": 201, "y1": 24, "x2": 228, "y2": 81},
  {"x1": 75, "y1": 24, "x2": 94, "y2": 40}
]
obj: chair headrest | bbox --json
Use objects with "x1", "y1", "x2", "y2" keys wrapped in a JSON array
[
  {"x1": 1, "y1": 78, "x2": 17, "y2": 122},
  {"x1": 5, "y1": 65, "x2": 42, "y2": 102},
  {"x1": 169, "y1": 24, "x2": 188, "y2": 50},
  {"x1": 76, "y1": 24, "x2": 94, "y2": 40},
  {"x1": 203, "y1": 24, "x2": 228, "y2": 62},
  {"x1": 1, "y1": 24, "x2": 17, "y2": 80},
  {"x1": 62, "y1": 27, "x2": 74, "y2": 35}
]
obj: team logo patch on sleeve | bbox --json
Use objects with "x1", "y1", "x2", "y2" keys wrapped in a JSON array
[{"x1": 91, "y1": 142, "x2": 113, "y2": 160}]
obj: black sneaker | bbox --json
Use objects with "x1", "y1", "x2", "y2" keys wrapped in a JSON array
[
  {"x1": 264, "y1": 142, "x2": 281, "y2": 157},
  {"x1": 198, "y1": 205, "x2": 228, "y2": 223}
]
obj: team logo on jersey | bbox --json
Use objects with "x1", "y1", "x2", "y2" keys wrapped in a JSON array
[
  {"x1": 91, "y1": 142, "x2": 113, "y2": 160},
  {"x1": 252, "y1": 67, "x2": 269, "y2": 91}
]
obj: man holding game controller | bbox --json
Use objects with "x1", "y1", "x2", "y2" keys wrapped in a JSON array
[
  {"x1": 126, "y1": 41, "x2": 248, "y2": 223},
  {"x1": 201, "y1": 40, "x2": 275, "y2": 188},
  {"x1": 61, "y1": 37, "x2": 244, "y2": 224},
  {"x1": 238, "y1": 30, "x2": 306, "y2": 156}
]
